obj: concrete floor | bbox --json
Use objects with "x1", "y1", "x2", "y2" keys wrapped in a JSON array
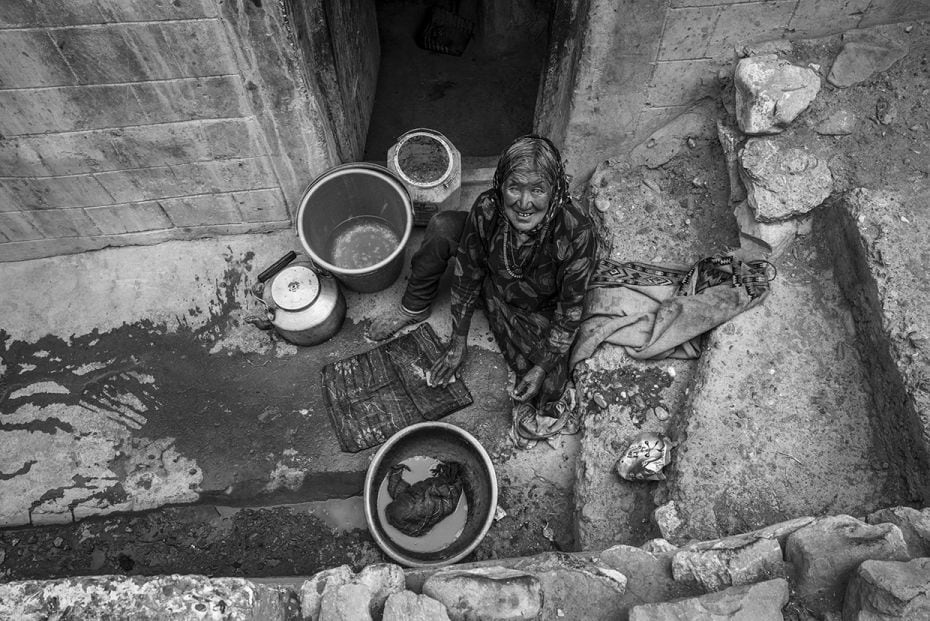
[{"x1": 0, "y1": 168, "x2": 583, "y2": 566}]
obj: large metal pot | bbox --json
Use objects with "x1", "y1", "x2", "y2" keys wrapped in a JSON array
[
  {"x1": 250, "y1": 251, "x2": 346, "y2": 346},
  {"x1": 296, "y1": 163, "x2": 413, "y2": 293},
  {"x1": 364, "y1": 422, "x2": 498, "y2": 567}
]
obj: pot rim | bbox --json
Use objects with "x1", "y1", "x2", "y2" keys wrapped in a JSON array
[
  {"x1": 296, "y1": 163, "x2": 413, "y2": 276},
  {"x1": 363, "y1": 421, "x2": 498, "y2": 567},
  {"x1": 390, "y1": 129, "x2": 456, "y2": 189}
]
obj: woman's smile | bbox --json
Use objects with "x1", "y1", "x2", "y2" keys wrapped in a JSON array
[{"x1": 502, "y1": 172, "x2": 552, "y2": 233}]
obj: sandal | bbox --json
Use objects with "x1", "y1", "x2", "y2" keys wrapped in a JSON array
[{"x1": 366, "y1": 306, "x2": 430, "y2": 341}]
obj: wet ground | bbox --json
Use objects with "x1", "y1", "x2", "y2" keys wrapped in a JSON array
[
  {"x1": 1, "y1": 19, "x2": 928, "y2": 592},
  {"x1": 0, "y1": 170, "x2": 584, "y2": 581}
]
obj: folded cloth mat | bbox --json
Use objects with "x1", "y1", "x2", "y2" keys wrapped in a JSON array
[
  {"x1": 570, "y1": 255, "x2": 773, "y2": 366},
  {"x1": 385, "y1": 461, "x2": 465, "y2": 537}
]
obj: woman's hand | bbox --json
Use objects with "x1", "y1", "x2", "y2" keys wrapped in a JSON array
[
  {"x1": 428, "y1": 335, "x2": 467, "y2": 387},
  {"x1": 511, "y1": 365, "x2": 546, "y2": 402}
]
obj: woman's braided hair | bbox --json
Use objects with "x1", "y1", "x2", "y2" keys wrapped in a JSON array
[{"x1": 492, "y1": 134, "x2": 570, "y2": 209}]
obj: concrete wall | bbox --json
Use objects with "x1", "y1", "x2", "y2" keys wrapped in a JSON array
[
  {"x1": 0, "y1": 0, "x2": 337, "y2": 262},
  {"x1": 551, "y1": 0, "x2": 930, "y2": 182}
]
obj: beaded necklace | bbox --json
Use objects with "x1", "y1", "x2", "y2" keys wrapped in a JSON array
[{"x1": 502, "y1": 218, "x2": 550, "y2": 279}]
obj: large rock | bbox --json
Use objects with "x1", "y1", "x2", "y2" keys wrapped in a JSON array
[
  {"x1": 599, "y1": 544, "x2": 702, "y2": 615},
  {"x1": 734, "y1": 54, "x2": 821, "y2": 135},
  {"x1": 628, "y1": 578, "x2": 789, "y2": 620},
  {"x1": 383, "y1": 591, "x2": 451, "y2": 621},
  {"x1": 739, "y1": 137, "x2": 833, "y2": 222},
  {"x1": 300, "y1": 563, "x2": 404, "y2": 621},
  {"x1": 301, "y1": 565, "x2": 356, "y2": 621},
  {"x1": 828, "y1": 26, "x2": 909, "y2": 88},
  {"x1": 0, "y1": 574, "x2": 300, "y2": 620},
  {"x1": 422, "y1": 566, "x2": 543, "y2": 621},
  {"x1": 407, "y1": 550, "x2": 702, "y2": 620},
  {"x1": 867, "y1": 506, "x2": 930, "y2": 558},
  {"x1": 355, "y1": 564, "x2": 407, "y2": 617},
  {"x1": 671, "y1": 533, "x2": 784, "y2": 592},
  {"x1": 785, "y1": 515, "x2": 910, "y2": 614},
  {"x1": 732, "y1": 200, "x2": 798, "y2": 257},
  {"x1": 843, "y1": 558, "x2": 930, "y2": 620},
  {"x1": 320, "y1": 583, "x2": 373, "y2": 621}
]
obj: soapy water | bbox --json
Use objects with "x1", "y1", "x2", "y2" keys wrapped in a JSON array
[{"x1": 328, "y1": 216, "x2": 400, "y2": 270}]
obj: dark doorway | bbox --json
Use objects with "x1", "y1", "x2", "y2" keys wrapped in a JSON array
[{"x1": 363, "y1": 0, "x2": 554, "y2": 161}]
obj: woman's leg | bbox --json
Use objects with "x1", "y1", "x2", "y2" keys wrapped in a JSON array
[
  {"x1": 400, "y1": 210, "x2": 467, "y2": 313},
  {"x1": 367, "y1": 211, "x2": 468, "y2": 340}
]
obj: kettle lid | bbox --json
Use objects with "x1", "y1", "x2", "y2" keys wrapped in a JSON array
[{"x1": 270, "y1": 265, "x2": 321, "y2": 311}]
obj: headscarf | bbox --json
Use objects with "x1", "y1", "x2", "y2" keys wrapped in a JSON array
[{"x1": 492, "y1": 135, "x2": 570, "y2": 237}]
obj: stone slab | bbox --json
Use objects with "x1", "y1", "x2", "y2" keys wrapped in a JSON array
[
  {"x1": 405, "y1": 548, "x2": 699, "y2": 621},
  {"x1": 574, "y1": 157, "x2": 738, "y2": 550},
  {"x1": 824, "y1": 188, "x2": 930, "y2": 503},
  {"x1": 629, "y1": 578, "x2": 789, "y2": 621},
  {"x1": 666, "y1": 231, "x2": 901, "y2": 541}
]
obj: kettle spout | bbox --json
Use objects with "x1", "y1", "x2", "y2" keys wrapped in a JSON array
[{"x1": 245, "y1": 315, "x2": 274, "y2": 331}]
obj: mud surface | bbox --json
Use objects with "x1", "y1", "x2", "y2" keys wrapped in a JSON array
[{"x1": 0, "y1": 309, "x2": 575, "y2": 580}]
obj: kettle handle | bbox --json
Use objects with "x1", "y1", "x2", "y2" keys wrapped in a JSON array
[{"x1": 258, "y1": 250, "x2": 298, "y2": 283}]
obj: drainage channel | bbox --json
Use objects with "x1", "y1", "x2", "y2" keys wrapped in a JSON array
[{"x1": 0, "y1": 472, "x2": 577, "y2": 582}]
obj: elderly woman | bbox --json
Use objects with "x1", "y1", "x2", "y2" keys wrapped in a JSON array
[{"x1": 368, "y1": 135, "x2": 598, "y2": 427}]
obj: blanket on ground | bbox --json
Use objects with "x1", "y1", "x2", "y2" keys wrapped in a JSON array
[{"x1": 570, "y1": 255, "x2": 773, "y2": 367}]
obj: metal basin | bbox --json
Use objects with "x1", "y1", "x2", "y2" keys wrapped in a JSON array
[{"x1": 364, "y1": 422, "x2": 498, "y2": 567}]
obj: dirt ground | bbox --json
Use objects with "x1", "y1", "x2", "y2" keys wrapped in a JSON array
[{"x1": 1, "y1": 23, "x2": 928, "y2": 585}]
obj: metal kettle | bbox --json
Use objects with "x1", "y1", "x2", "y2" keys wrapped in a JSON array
[{"x1": 249, "y1": 251, "x2": 346, "y2": 346}]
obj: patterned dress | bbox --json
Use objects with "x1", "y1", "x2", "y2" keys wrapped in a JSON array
[{"x1": 450, "y1": 189, "x2": 598, "y2": 410}]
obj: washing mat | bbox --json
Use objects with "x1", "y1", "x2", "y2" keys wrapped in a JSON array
[
  {"x1": 570, "y1": 255, "x2": 774, "y2": 366},
  {"x1": 321, "y1": 322, "x2": 473, "y2": 453}
]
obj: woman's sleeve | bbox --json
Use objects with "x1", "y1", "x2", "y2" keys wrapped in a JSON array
[
  {"x1": 449, "y1": 199, "x2": 490, "y2": 338},
  {"x1": 530, "y1": 221, "x2": 597, "y2": 371}
]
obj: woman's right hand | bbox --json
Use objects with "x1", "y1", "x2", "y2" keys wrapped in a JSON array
[{"x1": 428, "y1": 335, "x2": 467, "y2": 387}]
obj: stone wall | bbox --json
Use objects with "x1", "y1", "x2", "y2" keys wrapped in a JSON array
[
  {"x1": 5, "y1": 508, "x2": 930, "y2": 619},
  {"x1": 551, "y1": 0, "x2": 930, "y2": 182},
  {"x1": 0, "y1": 0, "x2": 336, "y2": 262}
]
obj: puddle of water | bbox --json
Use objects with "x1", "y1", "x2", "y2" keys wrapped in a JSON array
[
  {"x1": 376, "y1": 456, "x2": 467, "y2": 553},
  {"x1": 308, "y1": 497, "x2": 368, "y2": 532}
]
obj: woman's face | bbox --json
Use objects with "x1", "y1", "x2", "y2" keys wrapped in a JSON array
[{"x1": 502, "y1": 171, "x2": 552, "y2": 233}]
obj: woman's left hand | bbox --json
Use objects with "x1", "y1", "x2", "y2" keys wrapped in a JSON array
[{"x1": 511, "y1": 365, "x2": 546, "y2": 402}]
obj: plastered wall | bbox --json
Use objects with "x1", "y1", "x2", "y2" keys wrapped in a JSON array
[
  {"x1": 544, "y1": 0, "x2": 930, "y2": 182},
  {"x1": 0, "y1": 0, "x2": 335, "y2": 262}
]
